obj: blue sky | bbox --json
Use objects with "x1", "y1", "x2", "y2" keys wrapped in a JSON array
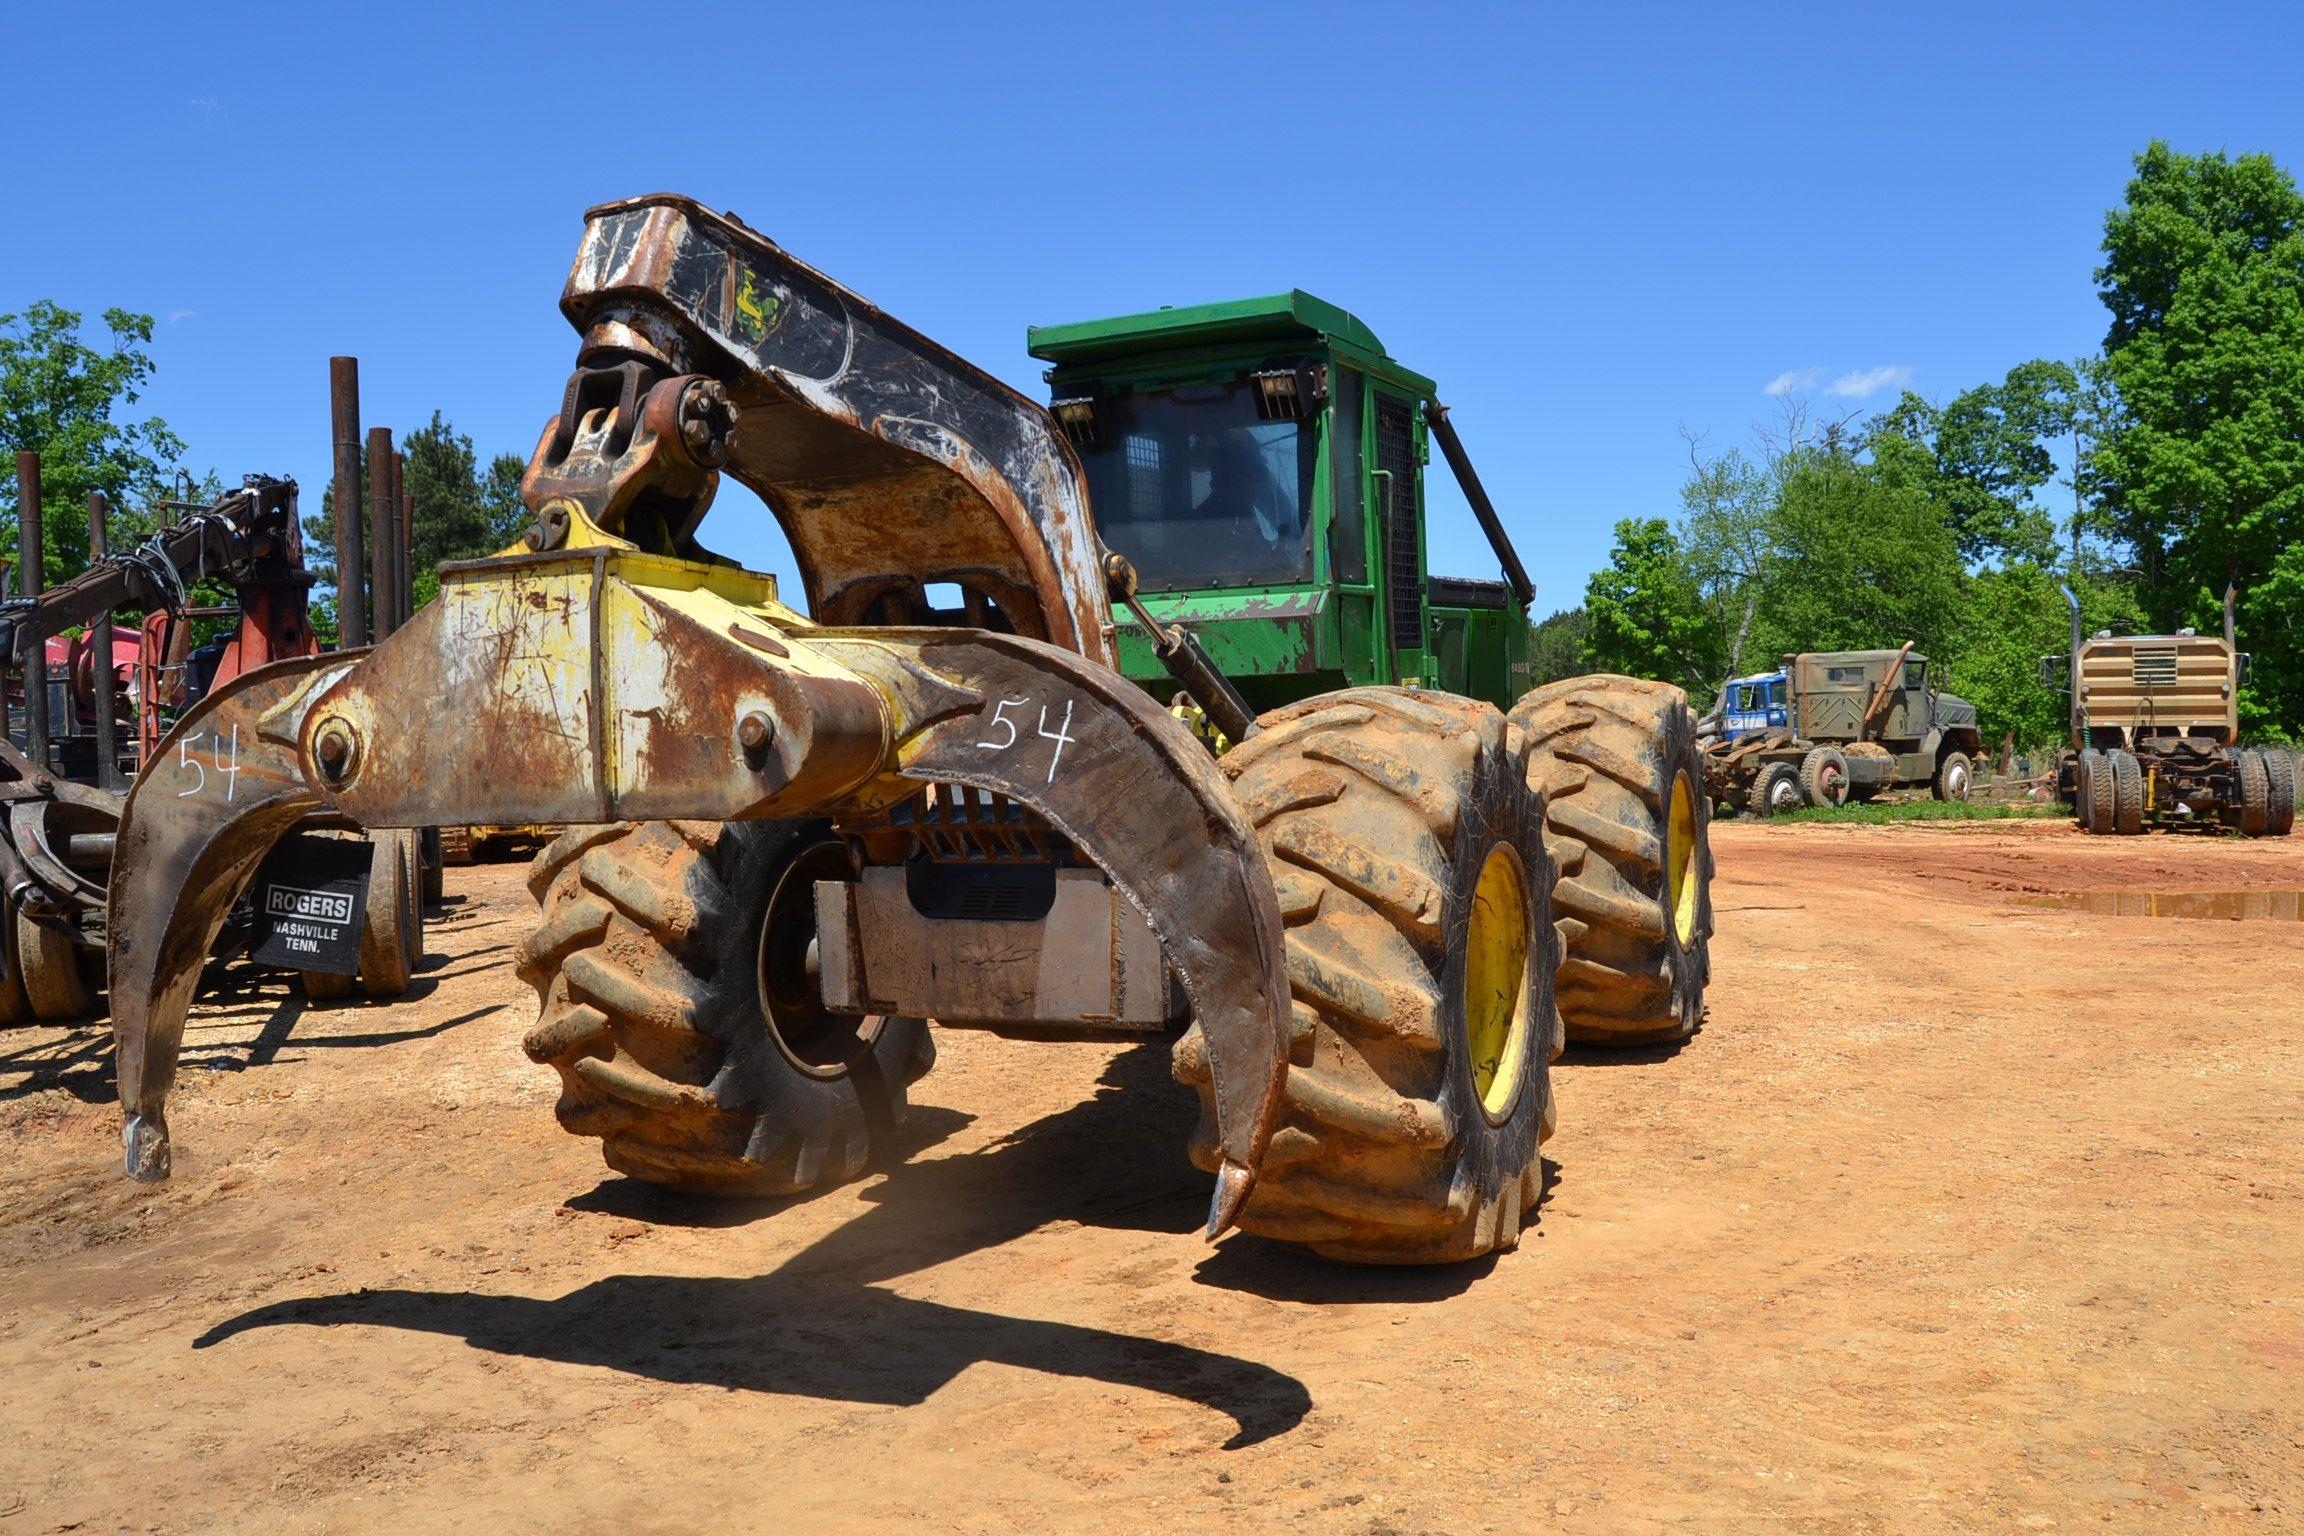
[{"x1": 7, "y1": 1, "x2": 2303, "y2": 613}]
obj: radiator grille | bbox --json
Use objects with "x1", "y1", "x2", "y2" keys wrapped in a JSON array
[{"x1": 2132, "y1": 647, "x2": 2179, "y2": 687}]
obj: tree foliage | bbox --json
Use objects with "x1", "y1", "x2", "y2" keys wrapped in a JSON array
[
  {"x1": 2089, "y1": 140, "x2": 2304, "y2": 736},
  {"x1": 1525, "y1": 606, "x2": 1590, "y2": 687},
  {"x1": 1752, "y1": 452, "x2": 1965, "y2": 660},
  {"x1": 1867, "y1": 361, "x2": 2080, "y2": 567},
  {"x1": 1941, "y1": 566, "x2": 2143, "y2": 752},
  {"x1": 0, "y1": 301, "x2": 185, "y2": 587},
  {"x1": 302, "y1": 413, "x2": 530, "y2": 618},
  {"x1": 1581, "y1": 518, "x2": 1723, "y2": 688}
]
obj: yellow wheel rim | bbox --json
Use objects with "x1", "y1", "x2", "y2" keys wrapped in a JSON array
[
  {"x1": 1667, "y1": 772, "x2": 1699, "y2": 947},
  {"x1": 1465, "y1": 842, "x2": 1534, "y2": 1122}
]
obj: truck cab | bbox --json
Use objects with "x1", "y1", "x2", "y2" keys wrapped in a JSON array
[
  {"x1": 1027, "y1": 291, "x2": 1533, "y2": 715},
  {"x1": 1718, "y1": 671, "x2": 1788, "y2": 742}
]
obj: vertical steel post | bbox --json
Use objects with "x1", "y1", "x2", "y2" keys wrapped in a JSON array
[
  {"x1": 398, "y1": 459, "x2": 415, "y2": 627},
  {"x1": 14, "y1": 452, "x2": 48, "y2": 772},
  {"x1": 329, "y1": 358, "x2": 368, "y2": 648},
  {"x1": 367, "y1": 427, "x2": 396, "y2": 641},
  {"x1": 87, "y1": 492, "x2": 121, "y2": 790}
]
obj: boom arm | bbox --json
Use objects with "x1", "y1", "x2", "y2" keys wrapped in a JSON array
[
  {"x1": 0, "y1": 479, "x2": 301, "y2": 664},
  {"x1": 539, "y1": 195, "x2": 1113, "y2": 661},
  {"x1": 1421, "y1": 400, "x2": 1535, "y2": 608}
]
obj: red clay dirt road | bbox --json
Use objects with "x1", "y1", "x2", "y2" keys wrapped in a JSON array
[{"x1": 1, "y1": 819, "x2": 2300, "y2": 1534}]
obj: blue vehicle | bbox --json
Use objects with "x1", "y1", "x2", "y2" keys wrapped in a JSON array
[{"x1": 1717, "y1": 670, "x2": 1789, "y2": 743}]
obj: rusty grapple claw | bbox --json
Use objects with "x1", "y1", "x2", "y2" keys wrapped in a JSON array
[{"x1": 106, "y1": 552, "x2": 1292, "y2": 1233}]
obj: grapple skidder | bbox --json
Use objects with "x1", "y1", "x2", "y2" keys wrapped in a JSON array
[{"x1": 106, "y1": 196, "x2": 1717, "y2": 1262}]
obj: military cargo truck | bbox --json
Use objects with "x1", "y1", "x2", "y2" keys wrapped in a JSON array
[{"x1": 1704, "y1": 644, "x2": 1983, "y2": 815}]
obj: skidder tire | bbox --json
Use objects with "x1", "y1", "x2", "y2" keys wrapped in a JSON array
[
  {"x1": 517, "y1": 819, "x2": 935, "y2": 1197},
  {"x1": 1513, "y1": 675, "x2": 1714, "y2": 1046},
  {"x1": 1177, "y1": 687, "x2": 1556, "y2": 1264},
  {"x1": 1799, "y1": 746, "x2": 1850, "y2": 808},
  {"x1": 2110, "y1": 750, "x2": 2145, "y2": 836}
]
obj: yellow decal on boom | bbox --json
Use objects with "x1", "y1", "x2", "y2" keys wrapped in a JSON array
[{"x1": 734, "y1": 269, "x2": 782, "y2": 343}]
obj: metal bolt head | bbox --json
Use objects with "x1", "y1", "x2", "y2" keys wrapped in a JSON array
[
  {"x1": 737, "y1": 711, "x2": 773, "y2": 754},
  {"x1": 314, "y1": 722, "x2": 357, "y2": 783}
]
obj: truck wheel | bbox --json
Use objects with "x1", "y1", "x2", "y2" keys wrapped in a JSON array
[
  {"x1": 419, "y1": 826, "x2": 445, "y2": 905},
  {"x1": 0, "y1": 892, "x2": 30, "y2": 1026},
  {"x1": 1934, "y1": 751, "x2": 1974, "y2": 803},
  {"x1": 2235, "y1": 749, "x2": 2273, "y2": 837},
  {"x1": 1178, "y1": 688, "x2": 1554, "y2": 1263},
  {"x1": 2080, "y1": 748, "x2": 2115, "y2": 834},
  {"x1": 356, "y1": 830, "x2": 419, "y2": 998},
  {"x1": 14, "y1": 908, "x2": 92, "y2": 1021},
  {"x1": 1799, "y1": 746, "x2": 1850, "y2": 808},
  {"x1": 517, "y1": 819, "x2": 935, "y2": 1196},
  {"x1": 1511, "y1": 675, "x2": 1712, "y2": 1046},
  {"x1": 2109, "y1": 749, "x2": 2145, "y2": 835},
  {"x1": 1755, "y1": 762, "x2": 1804, "y2": 817},
  {"x1": 2264, "y1": 750, "x2": 2297, "y2": 837}
]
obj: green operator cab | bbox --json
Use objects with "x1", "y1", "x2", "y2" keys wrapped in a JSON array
[{"x1": 1028, "y1": 291, "x2": 1535, "y2": 715}]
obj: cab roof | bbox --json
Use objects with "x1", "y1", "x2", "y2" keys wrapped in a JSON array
[
  {"x1": 1793, "y1": 649, "x2": 1928, "y2": 667},
  {"x1": 1027, "y1": 290, "x2": 1400, "y2": 372}
]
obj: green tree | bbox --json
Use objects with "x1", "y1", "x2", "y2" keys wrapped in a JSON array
[
  {"x1": 0, "y1": 301, "x2": 185, "y2": 587},
  {"x1": 1866, "y1": 363, "x2": 2080, "y2": 567},
  {"x1": 402, "y1": 415, "x2": 530, "y2": 606},
  {"x1": 2090, "y1": 140, "x2": 2304, "y2": 730},
  {"x1": 304, "y1": 417, "x2": 532, "y2": 616},
  {"x1": 1941, "y1": 564, "x2": 2145, "y2": 751},
  {"x1": 1753, "y1": 453, "x2": 1964, "y2": 660},
  {"x1": 403, "y1": 411, "x2": 493, "y2": 571},
  {"x1": 1676, "y1": 442, "x2": 1778, "y2": 677},
  {"x1": 1525, "y1": 606, "x2": 1590, "y2": 687},
  {"x1": 1581, "y1": 518, "x2": 1723, "y2": 688}
]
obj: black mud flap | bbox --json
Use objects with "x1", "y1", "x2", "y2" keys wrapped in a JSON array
[{"x1": 246, "y1": 834, "x2": 372, "y2": 977}]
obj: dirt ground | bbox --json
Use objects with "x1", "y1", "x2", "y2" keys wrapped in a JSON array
[{"x1": 2, "y1": 819, "x2": 2300, "y2": 1534}]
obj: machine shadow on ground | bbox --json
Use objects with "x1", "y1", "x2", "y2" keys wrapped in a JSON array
[{"x1": 189, "y1": 1042, "x2": 1367, "y2": 1448}]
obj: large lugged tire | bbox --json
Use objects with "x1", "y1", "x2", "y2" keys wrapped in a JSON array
[
  {"x1": 2265, "y1": 750, "x2": 2297, "y2": 837},
  {"x1": 517, "y1": 819, "x2": 934, "y2": 1196},
  {"x1": 2110, "y1": 749, "x2": 2145, "y2": 835},
  {"x1": 1176, "y1": 688, "x2": 1556, "y2": 1264},
  {"x1": 1511, "y1": 675, "x2": 1714, "y2": 1047},
  {"x1": 2236, "y1": 749, "x2": 2273, "y2": 838},
  {"x1": 2079, "y1": 748, "x2": 2114, "y2": 834}
]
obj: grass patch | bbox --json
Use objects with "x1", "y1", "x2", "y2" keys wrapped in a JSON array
[{"x1": 1769, "y1": 798, "x2": 2066, "y2": 826}]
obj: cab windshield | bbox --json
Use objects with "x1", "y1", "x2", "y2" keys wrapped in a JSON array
[{"x1": 1071, "y1": 381, "x2": 1316, "y2": 592}]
